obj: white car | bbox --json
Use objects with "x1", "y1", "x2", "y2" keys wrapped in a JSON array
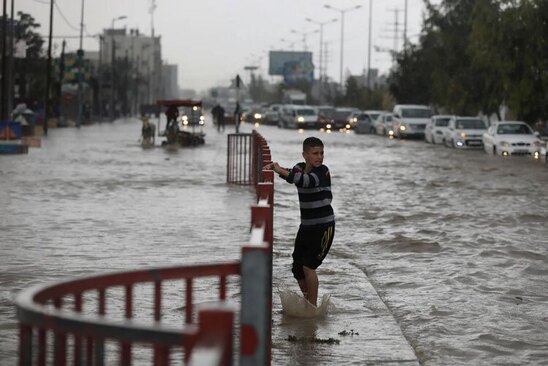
[
  {"x1": 392, "y1": 104, "x2": 432, "y2": 139},
  {"x1": 279, "y1": 105, "x2": 319, "y2": 129},
  {"x1": 425, "y1": 115, "x2": 452, "y2": 144},
  {"x1": 444, "y1": 116, "x2": 487, "y2": 148},
  {"x1": 263, "y1": 104, "x2": 282, "y2": 125},
  {"x1": 540, "y1": 141, "x2": 548, "y2": 162},
  {"x1": 482, "y1": 121, "x2": 543, "y2": 157},
  {"x1": 374, "y1": 113, "x2": 394, "y2": 136}
]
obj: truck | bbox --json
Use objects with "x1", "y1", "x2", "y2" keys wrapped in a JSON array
[{"x1": 282, "y1": 89, "x2": 307, "y2": 105}]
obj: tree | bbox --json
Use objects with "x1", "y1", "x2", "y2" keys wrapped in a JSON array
[
  {"x1": 470, "y1": 0, "x2": 547, "y2": 122},
  {"x1": 3, "y1": 12, "x2": 47, "y2": 104},
  {"x1": 388, "y1": 44, "x2": 432, "y2": 105},
  {"x1": 13, "y1": 11, "x2": 44, "y2": 59}
]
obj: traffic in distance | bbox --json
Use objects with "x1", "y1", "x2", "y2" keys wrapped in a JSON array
[{"x1": 237, "y1": 102, "x2": 548, "y2": 162}]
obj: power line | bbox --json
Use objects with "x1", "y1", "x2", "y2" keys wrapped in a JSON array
[{"x1": 54, "y1": 1, "x2": 79, "y2": 31}]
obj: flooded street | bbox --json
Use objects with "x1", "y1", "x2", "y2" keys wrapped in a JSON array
[{"x1": 1, "y1": 119, "x2": 548, "y2": 365}]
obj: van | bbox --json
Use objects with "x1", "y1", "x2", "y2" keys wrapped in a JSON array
[
  {"x1": 279, "y1": 105, "x2": 319, "y2": 129},
  {"x1": 392, "y1": 104, "x2": 432, "y2": 139}
]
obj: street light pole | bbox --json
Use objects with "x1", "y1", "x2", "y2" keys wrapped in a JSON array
[
  {"x1": 367, "y1": 0, "x2": 373, "y2": 89},
  {"x1": 110, "y1": 15, "x2": 126, "y2": 122},
  {"x1": 290, "y1": 29, "x2": 318, "y2": 51},
  {"x1": 280, "y1": 38, "x2": 297, "y2": 51},
  {"x1": 324, "y1": 4, "x2": 362, "y2": 89},
  {"x1": 306, "y1": 17, "x2": 337, "y2": 102}
]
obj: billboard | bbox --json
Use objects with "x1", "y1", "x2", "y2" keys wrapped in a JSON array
[{"x1": 269, "y1": 51, "x2": 314, "y2": 84}]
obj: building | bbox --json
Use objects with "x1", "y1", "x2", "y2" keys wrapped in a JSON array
[
  {"x1": 100, "y1": 28, "x2": 165, "y2": 117},
  {"x1": 161, "y1": 63, "x2": 179, "y2": 99}
]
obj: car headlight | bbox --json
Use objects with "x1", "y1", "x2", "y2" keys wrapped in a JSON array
[
  {"x1": 459, "y1": 132, "x2": 466, "y2": 138},
  {"x1": 326, "y1": 123, "x2": 332, "y2": 129},
  {"x1": 182, "y1": 120, "x2": 189, "y2": 126},
  {"x1": 254, "y1": 113, "x2": 262, "y2": 119},
  {"x1": 200, "y1": 116, "x2": 205, "y2": 121},
  {"x1": 499, "y1": 141, "x2": 511, "y2": 148},
  {"x1": 297, "y1": 117, "x2": 305, "y2": 122},
  {"x1": 399, "y1": 125, "x2": 406, "y2": 131},
  {"x1": 346, "y1": 124, "x2": 351, "y2": 129},
  {"x1": 182, "y1": 115, "x2": 188, "y2": 122},
  {"x1": 199, "y1": 120, "x2": 204, "y2": 125}
]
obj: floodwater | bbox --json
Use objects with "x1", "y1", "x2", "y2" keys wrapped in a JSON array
[{"x1": 1, "y1": 118, "x2": 548, "y2": 365}]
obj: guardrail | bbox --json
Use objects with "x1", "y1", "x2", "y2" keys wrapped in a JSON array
[{"x1": 15, "y1": 131, "x2": 274, "y2": 365}]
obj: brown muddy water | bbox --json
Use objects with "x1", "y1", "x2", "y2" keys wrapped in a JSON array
[{"x1": 1, "y1": 118, "x2": 547, "y2": 365}]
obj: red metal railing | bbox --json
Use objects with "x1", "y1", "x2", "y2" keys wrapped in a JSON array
[{"x1": 16, "y1": 131, "x2": 274, "y2": 366}]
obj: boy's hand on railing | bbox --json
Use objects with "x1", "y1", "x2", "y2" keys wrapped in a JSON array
[{"x1": 264, "y1": 162, "x2": 289, "y2": 177}]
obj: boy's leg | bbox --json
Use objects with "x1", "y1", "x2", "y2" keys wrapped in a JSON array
[
  {"x1": 297, "y1": 278, "x2": 308, "y2": 297},
  {"x1": 303, "y1": 266, "x2": 318, "y2": 306}
]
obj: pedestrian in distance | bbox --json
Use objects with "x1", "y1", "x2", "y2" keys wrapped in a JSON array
[
  {"x1": 211, "y1": 104, "x2": 221, "y2": 128},
  {"x1": 264, "y1": 137, "x2": 335, "y2": 307},
  {"x1": 213, "y1": 104, "x2": 226, "y2": 132},
  {"x1": 234, "y1": 102, "x2": 241, "y2": 134}
]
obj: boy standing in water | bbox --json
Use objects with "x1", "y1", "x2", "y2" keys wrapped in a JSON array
[{"x1": 265, "y1": 137, "x2": 335, "y2": 306}]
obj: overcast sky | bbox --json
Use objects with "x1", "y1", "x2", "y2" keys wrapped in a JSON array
[{"x1": 18, "y1": 0, "x2": 439, "y2": 92}]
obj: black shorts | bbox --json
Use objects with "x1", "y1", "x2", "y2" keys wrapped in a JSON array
[{"x1": 291, "y1": 223, "x2": 335, "y2": 280}]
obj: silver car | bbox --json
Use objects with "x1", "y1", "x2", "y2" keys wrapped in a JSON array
[{"x1": 425, "y1": 115, "x2": 452, "y2": 144}]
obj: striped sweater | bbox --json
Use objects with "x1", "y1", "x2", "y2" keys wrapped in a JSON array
[{"x1": 284, "y1": 162, "x2": 335, "y2": 226}]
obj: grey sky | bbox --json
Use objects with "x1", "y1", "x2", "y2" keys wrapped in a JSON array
[{"x1": 18, "y1": 0, "x2": 439, "y2": 92}]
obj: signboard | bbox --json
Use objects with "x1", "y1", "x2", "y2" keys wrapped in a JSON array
[
  {"x1": 54, "y1": 55, "x2": 92, "y2": 83},
  {"x1": 269, "y1": 51, "x2": 314, "y2": 84}
]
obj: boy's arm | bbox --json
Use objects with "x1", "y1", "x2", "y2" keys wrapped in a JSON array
[
  {"x1": 263, "y1": 162, "x2": 290, "y2": 178},
  {"x1": 291, "y1": 165, "x2": 330, "y2": 188}
]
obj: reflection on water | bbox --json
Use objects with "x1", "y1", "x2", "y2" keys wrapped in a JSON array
[{"x1": 1, "y1": 119, "x2": 547, "y2": 365}]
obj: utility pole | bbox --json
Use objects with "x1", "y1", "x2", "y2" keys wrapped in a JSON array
[
  {"x1": 1, "y1": 0, "x2": 7, "y2": 120},
  {"x1": 110, "y1": 15, "x2": 127, "y2": 121},
  {"x1": 367, "y1": 0, "x2": 373, "y2": 89},
  {"x1": 58, "y1": 40, "x2": 65, "y2": 126},
  {"x1": 403, "y1": 0, "x2": 408, "y2": 49},
  {"x1": 382, "y1": 8, "x2": 401, "y2": 53},
  {"x1": 98, "y1": 36, "x2": 102, "y2": 121},
  {"x1": 7, "y1": 0, "x2": 14, "y2": 116},
  {"x1": 76, "y1": 0, "x2": 85, "y2": 127},
  {"x1": 43, "y1": 0, "x2": 54, "y2": 135}
]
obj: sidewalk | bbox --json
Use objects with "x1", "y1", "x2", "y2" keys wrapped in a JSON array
[{"x1": 271, "y1": 256, "x2": 420, "y2": 365}]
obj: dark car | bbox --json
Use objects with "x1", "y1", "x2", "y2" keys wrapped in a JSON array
[{"x1": 329, "y1": 108, "x2": 358, "y2": 130}]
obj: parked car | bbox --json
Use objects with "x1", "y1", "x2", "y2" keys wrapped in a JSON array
[
  {"x1": 263, "y1": 104, "x2": 282, "y2": 125},
  {"x1": 482, "y1": 121, "x2": 543, "y2": 157},
  {"x1": 425, "y1": 115, "x2": 452, "y2": 144},
  {"x1": 374, "y1": 113, "x2": 394, "y2": 136},
  {"x1": 392, "y1": 104, "x2": 432, "y2": 139},
  {"x1": 444, "y1": 116, "x2": 487, "y2": 148},
  {"x1": 279, "y1": 105, "x2": 319, "y2": 129}
]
